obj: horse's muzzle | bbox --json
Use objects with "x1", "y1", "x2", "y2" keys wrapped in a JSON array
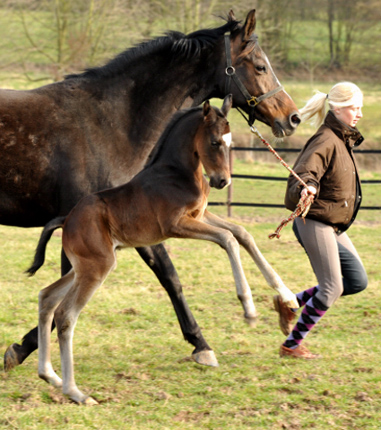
[
  {"x1": 273, "y1": 111, "x2": 301, "y2": 137},
  {"x1": 210, "y1": 176, "x2": 231, "y2": 190}
]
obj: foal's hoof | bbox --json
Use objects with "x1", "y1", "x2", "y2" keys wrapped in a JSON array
[
  {"x1": 81, "y1": 396, "x2": 99, "y2": 406},
  {"x1": 245, "y1": 316, "x2": 257, "y2": 328},
  {"x1": 4, "y1": 344, "x2": 21, "y2": 372},
  {"x1": 192, "y1": 350, "x2": 219, "y2": 367}
]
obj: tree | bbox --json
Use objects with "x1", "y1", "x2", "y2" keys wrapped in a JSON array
[
  {"x1": 150, "y1": 0, "x2": 233, "y2": 34},
  {"x1": 255, "y1": 0, "x2": 300, "y2": 67},
  {"x1": 8, "y1": 0, "x2": 125, "y2": 81},
  {"x1": 327, "y1": 0, "x2": 381, "y2": 68}
]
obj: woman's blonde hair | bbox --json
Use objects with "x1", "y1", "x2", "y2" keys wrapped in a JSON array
[{"x1": 300, "y1": 82, "x2": 363, "y2": 128}]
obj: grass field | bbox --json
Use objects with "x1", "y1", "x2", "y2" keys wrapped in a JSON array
[{"x1": 0, "y1": 159, "x2": 380, "y2": 429}]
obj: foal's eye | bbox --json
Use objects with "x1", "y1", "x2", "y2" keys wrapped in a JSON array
[{"x1": 211, "y1": 141, "x2": 220, "y2": 147}]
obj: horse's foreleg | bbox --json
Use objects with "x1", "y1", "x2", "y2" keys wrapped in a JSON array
[
  {"x1": 168, "y1": 220, "x2": 258, "y2": 325},
  {"x1": 219, "y1": 233, "x2": 258, "y2": 325},
  {"x1": 4, "y1": 247, "x2": 72, "y2": 372},
  {"x1": 135, "y1": 245, "x2": 218, "y2": 367},
  {"x1": 204, "y1": 212, "x2": 298, "y2": 308}
]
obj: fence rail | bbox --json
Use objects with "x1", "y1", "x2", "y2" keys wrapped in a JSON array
[{"x1": 208, "y1": 147, "x2": 381, "y2": 215}]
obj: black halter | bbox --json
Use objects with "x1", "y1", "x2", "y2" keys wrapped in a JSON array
[{"x1": 224, "y1": 33, "x2": 283, "y2": 126}]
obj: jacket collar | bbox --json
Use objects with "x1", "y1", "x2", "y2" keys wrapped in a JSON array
[{"x1": 324, "y1": 110, "x2": 364, "y2": 148}]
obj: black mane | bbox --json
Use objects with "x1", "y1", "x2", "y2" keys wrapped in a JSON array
[{"x1": 65, "y1": 17, "x2": 240, "y2": 81}]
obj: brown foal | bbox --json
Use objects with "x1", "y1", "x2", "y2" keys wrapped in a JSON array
[{"x1": 30, "y1": 96, "x2": 297, "y2": 404}]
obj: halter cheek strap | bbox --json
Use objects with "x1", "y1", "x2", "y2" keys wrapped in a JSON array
[{"x1": 224, "y1": 33, "x2": 283, "y2": 125}]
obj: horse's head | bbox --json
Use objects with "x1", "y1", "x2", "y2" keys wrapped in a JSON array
[
  {"x1": 198, "y1": 95, "x2": 233, "y2": 190},
  {"x1": 222, "y1": 9, "x2": 300, "y2": 137}
]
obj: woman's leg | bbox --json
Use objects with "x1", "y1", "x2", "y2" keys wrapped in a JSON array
[
  {"x1": 280, "y1": 218, "x2": 343, "y2": 358},
  {"x1": 336, "y1": 233, "x2": 368, "y2": 296}
]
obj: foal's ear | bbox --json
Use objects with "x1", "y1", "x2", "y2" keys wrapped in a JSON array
[
  {"x1": 242, "y1": 9, "x2": 256, "y2": 41},
  {"x1": 228, "y1": 9, "x2": 236, "y2": 21},
  {"x1": 203, "y1": 100, "x2": 217, "y2": 124},
  {"x1": 221, "y1": 94, "x2": 233, "y2": 117}
]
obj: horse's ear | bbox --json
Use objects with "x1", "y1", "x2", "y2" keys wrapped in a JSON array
[
  {"x1": 228, "y1": 9, "x2": 236, "y2": 21},
  {"x1": 221, "y1": 94, "x2": 233, "y2": 117},
  {"x1": 203, "y1": 100, "x2": 211, "y2": 117},
  {"x1": 242, "y1": 9, "x2": 256, "y2": 41},
  {"x1": 203, "y1": 100, "x2": 218, "y2": 124}
]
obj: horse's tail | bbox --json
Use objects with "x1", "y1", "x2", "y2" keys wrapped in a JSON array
[{"x1": 26, "y1": 216, "x2": 67, "y2": 276}]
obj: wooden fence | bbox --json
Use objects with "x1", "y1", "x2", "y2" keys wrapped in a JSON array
[{"x1": 208, "y1": 147, "x2": 381, "y2": 217}]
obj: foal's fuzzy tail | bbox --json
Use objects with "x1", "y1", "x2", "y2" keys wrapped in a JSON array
[{"x1": 26, "y1": 216, "x2": 66, "y2": 276}]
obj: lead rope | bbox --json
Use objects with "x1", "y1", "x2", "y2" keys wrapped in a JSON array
[{"x1": 248, "y1": 125, "x2": 315, "y2": 239}]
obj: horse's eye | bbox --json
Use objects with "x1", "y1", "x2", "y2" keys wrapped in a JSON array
[
  {"x1": 211, "y1": 141, "x2": 220, "y2": 147},
  {"x1": 256, "y1": 65, "x2": 267, "y2": 73}
]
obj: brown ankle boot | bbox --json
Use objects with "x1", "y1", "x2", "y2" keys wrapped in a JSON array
[{"x1": 280, "y1": 344, "x2": 321, "y2": 359}]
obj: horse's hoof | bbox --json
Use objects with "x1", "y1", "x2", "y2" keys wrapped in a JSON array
[
  {"x1": 80, "y1": 396, "x2": 99, "y2": 406},
  {"x1": 284, "y1": 298, "x2": 299, "y2": 309},
  {"x1": 280, "y1": 292, "x2": 299, "y2": 309},
  {"x1": 4, "y1": 344, "x2": 21, "y2": 372},
  {"x1": 192, "y1": 350, "x2": 219, "y2": 367},
  {"x1": 245, "y1": 316, "x2": 257, "y2": 328}
]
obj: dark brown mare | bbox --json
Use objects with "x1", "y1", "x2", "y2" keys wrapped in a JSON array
[{"x1": 2, "y1": 10, "x2": 300, "y2": 371}]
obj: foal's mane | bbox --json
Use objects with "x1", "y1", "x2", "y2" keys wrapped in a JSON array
[
  {"x1": 65, "y1": 16, "x2": 241, "y2": 81},
  {"x1": 144, "y1": 107, "x2": 203, "y2": 168}
]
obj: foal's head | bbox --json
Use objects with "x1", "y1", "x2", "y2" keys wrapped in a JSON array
[{"x1": 198, "y1": 95, "x2": 233, "y2": 190}]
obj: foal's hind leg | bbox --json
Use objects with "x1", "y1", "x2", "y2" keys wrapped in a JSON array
[
  {"x1": 38, "y1": 271, "x2": 75, "y2": 388},
  {"x1": 4, "y1": 249, "x2": 71, "y2": 372},
  {"x1": 56, "y1": 260, "x2": 115, "y2": 405},
  {"x1": 136, "y1": 245, "x2": 218, "y2": 367}
]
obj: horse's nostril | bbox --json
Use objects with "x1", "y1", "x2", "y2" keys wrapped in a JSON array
[
  {"x1": 220, "y1": 179, "x2": 227, "y2": 189},
  {"x1": 290, "y1": 112, "x2": 301, "y2": 128}
]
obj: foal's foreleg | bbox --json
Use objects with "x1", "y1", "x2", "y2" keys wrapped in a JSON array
[
  {"x1": 135, "y1": 245, "x2": 218, "y2": 367},
  {"x1": 38, "y1": 271, "x2": 75, "y2": 388},
  {"x1": 169, "y1": 220, "x2": 258, "y2": 324},
  {"x1": 203, "y1": 212, "x2": 298, "y2": 308}
]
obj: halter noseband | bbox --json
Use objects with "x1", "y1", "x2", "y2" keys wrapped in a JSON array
[{"x1": 224, "y1": 33, "x2": 283, "y2": 126}]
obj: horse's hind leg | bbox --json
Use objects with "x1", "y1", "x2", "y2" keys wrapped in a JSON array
[
  {"x1": 136, "y1": 244, "x2": 218, "y2": 367},
  {"x1": 38, "y1": 271, "x2": 75, "y2": 388},
  {"x1": 57, "y1": 257, "x2": 115, "y2": 405},
  {"x1": 4, "y1": 329, "x2": 39, "y2": 371},
  {"x1": 4, "y1": 249, "x2": 71, "y2": 372}
]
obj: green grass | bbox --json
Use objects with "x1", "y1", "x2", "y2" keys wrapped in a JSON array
[
  {"x1": 0, "y1": 9, "x2": 381, "y2": 427},
  {"x1": 0, "y1": 160, "x2": 380, "y2": 428}
]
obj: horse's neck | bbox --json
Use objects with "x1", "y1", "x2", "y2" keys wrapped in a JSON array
[
  {"x1": 155, "y1": 116, "x2": 203, "y2": 174},
  {"x1": 107, "y1": 53, "x2": 216, "y2": 137}
]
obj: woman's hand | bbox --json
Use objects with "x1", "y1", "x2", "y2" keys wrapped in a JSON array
[{"x1": 301, "y1": 185, "x2": 317, "y2": 197}]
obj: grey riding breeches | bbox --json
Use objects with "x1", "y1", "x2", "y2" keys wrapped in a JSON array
[{"x1": 293, "y1": 217, "x2": 368, "y2": 308}]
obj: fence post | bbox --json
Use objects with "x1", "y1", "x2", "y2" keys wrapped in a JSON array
[{"x1": 228, "y1": 149, "x2": 233, "y2": 217}]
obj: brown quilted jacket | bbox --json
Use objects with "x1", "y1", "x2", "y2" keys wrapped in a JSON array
[{"x1": 285, "y1": 110, "x2": 364, "y2": 234}]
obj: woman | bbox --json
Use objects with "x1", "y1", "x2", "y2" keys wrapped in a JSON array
[{"x1": 273, "y1": 82, "x2": 368, "y2": 359}]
